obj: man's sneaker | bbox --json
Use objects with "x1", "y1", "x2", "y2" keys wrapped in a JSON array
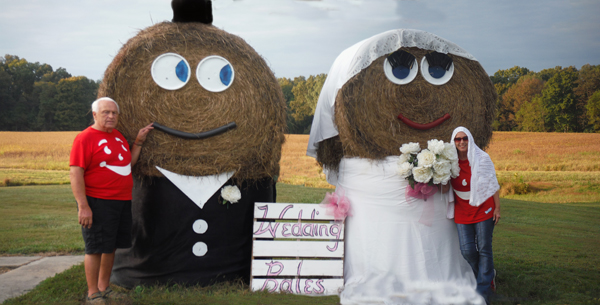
[
  {"x1": 491, "y1": 269, "x2": 497, "y2": 292},
  {"x1": 86, "y1": 291, "x2": 106, "y2": 305},
  {"x1": 101, "y1": 287, "x2": 128, "y2": 303}
]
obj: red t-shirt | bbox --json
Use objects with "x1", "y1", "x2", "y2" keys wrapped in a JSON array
[
  {"x1": 451, "y1": 159, "x2": 495, "y2": 224},
  {"x1": 70, "y1": 127, "x2": 133, "y2": 200}
]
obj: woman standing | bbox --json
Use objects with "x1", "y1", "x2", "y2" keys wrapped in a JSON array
[{"x1": 450, "y1": 126, "x2": 501, "y2": 304}]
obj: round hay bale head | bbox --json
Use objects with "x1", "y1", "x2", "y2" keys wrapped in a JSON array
[
  {"x1": 318, "y1": 47, "x2": 496, "y2": 168},
  {"x1": 98, "y1": 22, "x2": 286, "y2": 181}
]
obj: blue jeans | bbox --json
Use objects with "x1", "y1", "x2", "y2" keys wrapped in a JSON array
[{"x1": 456, "y1": 217, "x2": 495, "y2": 304}]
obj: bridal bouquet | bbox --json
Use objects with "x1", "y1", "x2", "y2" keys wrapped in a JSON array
[{"x1": 397, "y1": 139, "x2": 460, "y2": 199}]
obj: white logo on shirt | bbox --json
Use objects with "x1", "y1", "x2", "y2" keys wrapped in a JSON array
[{"x1": 97, "y1": 138, "x2": 130, "y2": 176}]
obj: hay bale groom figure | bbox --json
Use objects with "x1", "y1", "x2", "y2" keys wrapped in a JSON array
[{"x1": 97, "y1": 0, "x2": 286, "y2": 287}]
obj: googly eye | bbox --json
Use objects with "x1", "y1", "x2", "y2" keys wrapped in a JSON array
[
  {"x1": 420, "y1": 52, "x2": 454, "y2": 85},
  {"x1": 151, "y1": 53, "x2": 191, "y2": 90},
  {"x1": 383, "y1": 50, "x2": 418, "y2": 85},
  {"x1": 196, "y1": 56, "x2": 235, "y2": 92}
]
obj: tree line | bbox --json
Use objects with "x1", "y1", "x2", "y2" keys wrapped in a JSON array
[
  {"x1": 280, "y1": 65, "x2": 600, "y2": 134},
  {"x1": 1, "y1": 54, "x2": 599, "y2": 133},
  {"x1": 491, "y1": 65, "x2": 600, "y2": 132},
  {"x1": 0, "y1": 55, "x2": 98, "y2": 131}
]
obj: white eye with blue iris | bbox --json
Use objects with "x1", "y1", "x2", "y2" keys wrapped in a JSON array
[
  {"x1": 151, "y1": 53, "x2": 191, "y2": 90},
  {"x1": 420, "y1": 55, "x2": 454, "y2": 86},
  {"x1": 196, "y1": 56, "x2": 235, "y2": 92},
  {"x1": 383, "y1": 51, "x2": 418, "y2": 85}
]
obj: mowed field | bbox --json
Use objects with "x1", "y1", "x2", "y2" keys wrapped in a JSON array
[{"x1": 1, "y1": 131, "x2": 599, "y2": 203}]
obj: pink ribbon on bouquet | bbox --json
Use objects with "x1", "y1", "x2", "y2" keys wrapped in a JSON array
[
  {"x1": 406, "y1": 182, "x2": 438, "y2": 201},
  {"x1": 405, "y1": 183, "x2": 438, "y2": 227},
  {"x1": 320, "y1": 189, "x2": 351, "y2": 221}
]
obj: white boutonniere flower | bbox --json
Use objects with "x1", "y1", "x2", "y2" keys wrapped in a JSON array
[{"x1": 221, "y1": 185, "x2": 241, "y2": 207}]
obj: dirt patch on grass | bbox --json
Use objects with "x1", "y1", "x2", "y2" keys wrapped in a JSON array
[{"x1": 528, "y1": 182, "x2": 555, "y2": 192}]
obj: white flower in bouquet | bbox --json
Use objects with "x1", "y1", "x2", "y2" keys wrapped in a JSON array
[
  {"x1": 221, "y1": 185, "x2": 241, "y2": 204},
  {"x1": 397, "y1": 161, "x2": 414, "y2": 178},
  {"x1": 400, "y1": 142, "x2": 420, "y2": 155},
  {"x1": 427, "y1": 139, "x2": 445, "y2": 155},
  {"x1": 432, "y1": 160, "x2": 452, "y2": 184},
  {"x1": 441, "y1": 142, "x2": 458, "y2": 161},
  {"x1": 412, "y1": 166, "x2": 433, "y2": 183},
  {"x1": 433, "y1": 160, "x2": 452, "y2": 176},
  {"x1": 451, "y1": 160, "x2": 460, "y2": 178},
  {"x1": 433, "y1": 170, "x2": 451, "y2": 185},
  {"x1": 398, "y1": 153, "x2": 410, "y2": 165},
  {"x1": 416, "y1": 149, "x2": 436, "y2": 168}
]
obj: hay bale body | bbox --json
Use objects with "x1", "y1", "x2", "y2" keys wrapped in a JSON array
[
  {"x1": 317, "y1": 47, "x2": 497, "y2": 169},
  {"x1": 99, "y1": 22, "x2": 286, "y2": 181}
]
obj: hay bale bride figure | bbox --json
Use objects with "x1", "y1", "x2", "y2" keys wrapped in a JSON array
[{"x1": 307, "y1": 29, "x2": 497, "y2": 305}]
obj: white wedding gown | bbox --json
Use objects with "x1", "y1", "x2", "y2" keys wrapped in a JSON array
[{"x1": 336, "y1": 157, "x2": 483, "y2": 305}]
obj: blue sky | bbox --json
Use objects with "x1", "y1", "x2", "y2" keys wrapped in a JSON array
[{"x1": 1, "y1": 0, "x2": 599, "y2": 81}]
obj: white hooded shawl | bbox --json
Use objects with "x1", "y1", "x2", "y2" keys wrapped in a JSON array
[{"x1": 451, "y1": 126, "x2": 499, "y2": 207}]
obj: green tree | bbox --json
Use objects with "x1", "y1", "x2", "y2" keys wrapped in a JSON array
[
  {"x1": 536, "y1": 66, "x2": 563, "y2": 82},
  {"x1": 574, "y1": 64, "x2": 600, "y2": 131},
  {"x1": 278, "y1": 74, "x2": 328, "y2": 134},
  {"x1": 541, "y1": 66, "x2": 580, "y2": 132},
  {"x1": 516, "y1": 96, "x2": 547, "y2": 132},
  {"x1": 290, "y1": 74, "x2": 326, "y2": 122},
  {"x1": 53, "y1": 76, "x2": 98, "y2": 131},
  {"x1": 0, "y1": 55, "x2": 54, "y2": 130},
  {"x1": 41, "y1": 67, "x2": 71, "y2": 83},
  {"x1": 490, "y1": 66, "x2": 531, "y2": 130},
  {"x1": 497, "y1": 75, "x2": 544, "y2": 131},
  {"x1": 278, "y1": 77, "x2": 299, "y2": 133},
  {"x1": 0, "y1": 55, "x2": 93, "y2": 131},
  {"x1": 34, "y1": 81, "x2": 59, "y2": 131},
  {"x1": 34, "y1": 69, "x2": 72, "y2": 130},
  {"x1": 279, "y1": 77, "x2": 294, "y2": 103},
  {"x1": 586, "y1": 90, "x2": 600, "y2": 132},
  {"x1": 490, "y1": 66, "x2": 531, "y2": 86},
  {"x1": 0, "y1": 68, "x2": 13, "y2": 130}
]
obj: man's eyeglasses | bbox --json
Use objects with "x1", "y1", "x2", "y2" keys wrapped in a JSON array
[{"x1": 454, "y1": 136, "x2": 468, "y2": 143}]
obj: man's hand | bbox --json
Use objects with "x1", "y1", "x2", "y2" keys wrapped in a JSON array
[
  {"x1": 135, "y1": 123, "x2": 154, "y2": 145},
  {"x1": 79, "y1": 205, "x2": 93, "y2": 229},
  {"x1": 70, "y1": 166, "x2": 92, "y2": 228},
  {"x1": 131, "y1": 123, "x2": 154, "y2": 166}
]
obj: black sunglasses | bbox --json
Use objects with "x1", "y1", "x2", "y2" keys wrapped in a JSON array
[{"x1": 454, "y1": 136, "x2": 469, "y2": 142}]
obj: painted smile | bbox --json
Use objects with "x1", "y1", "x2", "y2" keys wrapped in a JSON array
[
  {"x1": 152, "y1": 122, "x2": 237, "y2": 139},
  {"x1": 99, "y1": 161, "x2": 131, "y2": 176},
  {"x1": 397, "y1": 113, "x2": 450, "y2": 130}
]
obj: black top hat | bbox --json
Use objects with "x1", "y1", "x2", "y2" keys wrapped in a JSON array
[{"x1": 172, "y1": 0, "x2": 213, "y2": 24}]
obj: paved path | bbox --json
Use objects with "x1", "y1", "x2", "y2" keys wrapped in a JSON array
[{"x1": 0, "y1": 256, "x2": 84, "y2": 303}]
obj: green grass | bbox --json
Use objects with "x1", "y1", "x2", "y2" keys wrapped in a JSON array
[
  {"x1": 492, "y1": 199, "x2": 600, "y2": 303},
  {"x1": 0, "y1": 185, "x2": 82, "y2": 254},
  {"x1": 1, "y1": 185, "x2": 599, "y2": 304},
  {"x1": 276, "y1": 183, "x2": 331, "y2": 203}
]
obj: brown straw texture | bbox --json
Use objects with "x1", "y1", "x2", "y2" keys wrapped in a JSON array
[
  {"x1": 98, "y1": 22, "x2": 286, "y2": 181},
  {"x1": 317, "y1": 47, "x2": 497, "y2": 169}
]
